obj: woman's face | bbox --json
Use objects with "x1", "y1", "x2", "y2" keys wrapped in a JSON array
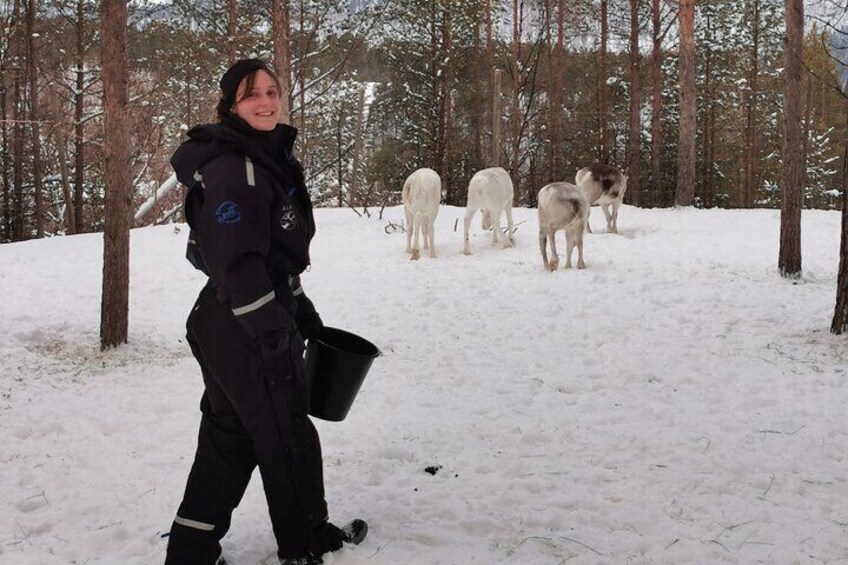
[{"x1": 233, "y1": 70, "x2": 282, "y2": 131}]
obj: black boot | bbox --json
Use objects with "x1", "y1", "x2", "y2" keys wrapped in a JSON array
[
  {"x1": 311, "y1": 519, "x2": 368, "y2": 556},
  {"x1": 340, "y1": 519, "x2": 368, "y2": 545}
]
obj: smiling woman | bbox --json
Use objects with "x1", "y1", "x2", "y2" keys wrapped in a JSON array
[
  {"x1": 165, "y1": 59, "x2": 367, "y2": 565},
  {"x1": 232, "y1": 69, "x2": 282, "y2": 131}
]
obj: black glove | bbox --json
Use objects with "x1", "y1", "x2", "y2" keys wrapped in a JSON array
[{"x1": 295, "y1": 292, "x2": 324, "y2": 341}]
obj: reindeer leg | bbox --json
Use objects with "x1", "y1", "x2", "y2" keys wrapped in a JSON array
[
  {"x1": 539, "y1": 229, "x2": 550, "y2": 270},
  {"x1": 504, "y1": 205, "x2": 515, "y2": 247},
  {"x1": 428, "y1": 218, "x2": 436, "y2": 258},
  {"x1": 462, "y1": 208, "x2": 475, "y2": 255},
  {"x1": 404, "y1": 208, "x2": 413, "y2": 253},
  {"x1": 575, "y1": 226, "x2": 585, "y2": 269},
  {"x1": 410, "y1": 217, "x2": 421, "y2": 260},
  {"x1": 548, "y1": 229, "x2": 560, "y2": 271},
  {"x1": 602, "y1": 204, "x2": 613, "y2": 234},
  {"x1": 610, "y1": 201, "x2": 619, "y2": 234},
  {"x1": 564, "y1": 229, "x2": 575, "y2": 269}
]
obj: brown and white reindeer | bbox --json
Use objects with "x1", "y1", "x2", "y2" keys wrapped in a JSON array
[
  {"x1": 574, "y1": 164, "x2": 627, "y2": 234},
  {"x1": 462, "y1": 167, "x2": 515, "y2": 255},
  {"x1": 402, "y1": 167, "x2": 442, "y2": 260},
  {"x1": 537, "y1": 182, "x2": 589, "y2": 271}
]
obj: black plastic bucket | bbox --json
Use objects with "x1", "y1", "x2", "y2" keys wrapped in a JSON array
[{"x1": 306, "y1": 326, "x2": 380, "y2": 421}]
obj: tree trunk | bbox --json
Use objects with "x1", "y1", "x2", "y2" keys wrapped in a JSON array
[
  {"x1": 486, "y1": 0, "x2": 494, "y2": 166},
  {"x1": 492, "y1": 68, "x2": 502, "y2": 168},
  {"x1": 27, "y1": 0, "x2": 43, "y2": 237},
  {"x1": 472, "y1": 0, "x2": 483, "y2": 171},
  {"x1": 9, "y1": 0, "x2": 23, "y2": 240},
  {"x1": 184, "y1": 59, "x2": 193, "y2": 128},
  {"x1": 74, "y1": 0, "x2": 85, "y2": 233},
  {"x1": 650, "y1": 0, "x2": 662, "y2": 207},
  {"x1": 335, "y1": 110, "x2": 343, "y2": 207},
  {"x1": 510, "y1": 0, "x2": 521, "y2": 196},
  {"x1": 675, "y1": 0, "x2": 695, "y2": 207},
  {"x1": 12, "y1": 69, "x2": 24, "y2": 240},
  {"x1": 297, "y1": 1, "x2": 308, "y2": 167},
  {"x1": 441, "y1": 3, "x2": 453, "y2": 204},
  {"x1": 743, "y1": 0, "x2": 760, "y2": 208},
  {"x1": 550, "y1": 0, "x2": 564, "y2": 180},
  {"x1": 626, "y1": 0, "x2": 640, "y2": 206},
  {"x1": 701, "y1": 15, "x2": 713, "y2": 207},
  {"x1": 831, "y1": 96, "x2": 848, "y2": 334},
  {"x1": 802, "y1": 71, "x2": 814, "y2": 208},
  {"x1": 272, "y1": 0, "x2": 292, "y2": 123},
  {"x1": 598, "y1": 0, "x2": 609, "y2": 164},
  {"x1": 778, "y1": 0, "x2": 803, "y2": 278},
  {"x1": 1, "y1": 82, "x2": 9, "y2": 242},
  {"x1": 430, "y1": 2, "x2": 442, "y2": 177},
  {"x1": 704, "y1": 103, "x2": 716, "y2": 206},
  {"x1": 227, "y1": 0, "x2": 237, "y2": 62},
  {"x1": 100, "y1": 0, "x2": 131, "y2": 349}
]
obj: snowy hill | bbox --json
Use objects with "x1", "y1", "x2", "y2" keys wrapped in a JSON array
[{"x1": 1, "y1": 205, "x2": 846, "y2": 564}]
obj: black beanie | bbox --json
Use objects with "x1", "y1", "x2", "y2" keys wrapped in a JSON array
[{"x1": 216, "y1": 58, "x2": 273, "y2": 120}]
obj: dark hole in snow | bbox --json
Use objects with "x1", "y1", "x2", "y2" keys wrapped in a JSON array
[{"x1": 424, "y1": 465, "x2": 442, "y2": 475}]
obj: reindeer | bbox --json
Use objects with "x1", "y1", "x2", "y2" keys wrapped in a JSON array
[
  {"x1": 575, "y1": 164, "x2": 627, "y2": 234},
  {"x1": 538, "y1": 182, "x2": 589, "y2": 271},
  {"x1": 402, "y1": 168, "x2": 442, "y2": 260},
  {"x1": 462, "y1": 167, "x2": 515, "y2": 255}
]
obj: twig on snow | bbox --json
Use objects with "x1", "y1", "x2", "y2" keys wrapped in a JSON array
[
  {"x1": 385, "y1": 220, "x2": 404, "y2": 234},
  {"x1": 757, "y1": 425, "x2": 806, "y2": 436},
  {"x1": 558, "y1": 535, "x2": 603, "y2": 555},
  {"x1": 762, "y1": 474, "x2": 775, "y2": 497},
  {"x1": 368, "y1": 538, "x2": 394, "y2": 558},
  {"x1": 707, "y1": 539, "x2": 731, "y2": 552}
]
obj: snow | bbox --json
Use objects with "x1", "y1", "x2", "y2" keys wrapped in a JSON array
[{"x1": 1, "y1": 204, "x2": 847, "y2": 565}]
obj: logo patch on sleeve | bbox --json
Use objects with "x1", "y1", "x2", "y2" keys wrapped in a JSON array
[
  {"x1": 215, "y1": 201, "x2": 242, "y2": 225},
  {"x1": 280, "y1": 205, "x2": 297, "y2": 231}
]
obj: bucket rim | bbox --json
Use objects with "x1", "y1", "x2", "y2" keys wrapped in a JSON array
[{"x1": 311, "y1": 326, "x2": 380, "y2": 358}]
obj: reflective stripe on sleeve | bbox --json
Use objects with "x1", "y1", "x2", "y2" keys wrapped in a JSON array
[
  {"x1": 288, "y1": 275, "x2": 304, "y2": 297},
  {"x1": 231, "y1": 290, "x2": 275, "y2": 316},
  {"x1": 174, "y1": 514, "x2": 215, "y2": 531},
  {"x1": 245, "y1": 157, "x2": 256, "y2": 187}
]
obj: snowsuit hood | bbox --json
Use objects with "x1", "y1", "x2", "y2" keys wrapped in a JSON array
[{"x1": 171, "y1": 118, "x2": 315, "y2": 238}]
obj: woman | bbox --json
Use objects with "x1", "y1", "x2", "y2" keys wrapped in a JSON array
[{"x1": 166, "y1": 59, "x2": 366, "y2": 565}]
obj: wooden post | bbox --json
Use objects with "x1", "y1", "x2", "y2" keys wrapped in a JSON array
[
  {"x1": 350, "y1": 86, "x2": 366, "y2": 207},
  {"x1": 50, "y1": 86, "x2": 75, "y2": 233}
]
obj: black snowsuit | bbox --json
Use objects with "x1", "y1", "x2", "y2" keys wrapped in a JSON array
[{"x1": 165, "y1": 118, "x2": 328, "y2": 564}]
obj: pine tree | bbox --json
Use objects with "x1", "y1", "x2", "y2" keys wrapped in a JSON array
[{"x1": 100, "y1": 0, "x2": 130, "y2": 349}]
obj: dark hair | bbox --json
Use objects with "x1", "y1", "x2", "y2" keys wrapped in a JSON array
[{"x1": 216, "y1": 59, "x2": 282, "y2": 121}]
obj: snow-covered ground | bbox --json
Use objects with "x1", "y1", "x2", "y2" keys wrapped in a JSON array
[{"x1": 1, "y1": 204, "x2": 846, "y2": 565}]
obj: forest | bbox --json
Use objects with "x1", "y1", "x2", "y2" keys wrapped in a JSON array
[{"x1": 1, "y1": 0, "x2": 846, "y2": 242}]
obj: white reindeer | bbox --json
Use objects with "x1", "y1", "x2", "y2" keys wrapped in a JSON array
[
  {"x1": 462, "y1": 167, "x2": 515, "y2": 255},
  {"x1": 574, "y1": 164, "x2": 627, "y2": 234},
  {"x1": 537, "y1": 182, "x2": 589, "y2": 271},
  {"x1": 402, "y1": 167, "x2": 442, "y2": 260}
]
